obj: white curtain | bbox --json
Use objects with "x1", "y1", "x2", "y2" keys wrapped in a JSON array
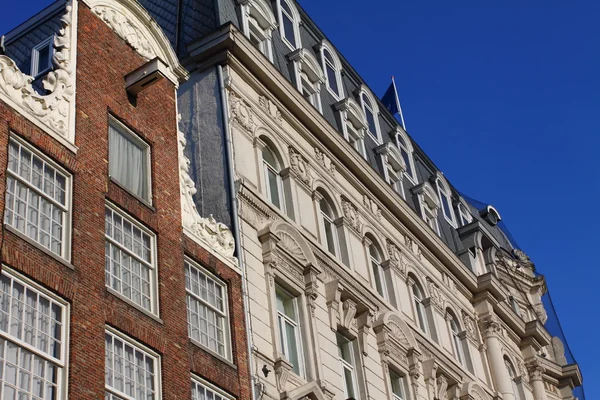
[{"x1": 109, "y1": 125, "x2": 147, "y2": 200}]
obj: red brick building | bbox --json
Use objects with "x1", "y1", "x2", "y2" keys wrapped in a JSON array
[{"x1": 0, "y1": 1, "x2": 251, "y2": 398}]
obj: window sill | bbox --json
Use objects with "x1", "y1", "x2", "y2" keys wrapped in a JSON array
[
  {"x1": 108, "y1": 177, "x2": 155, "y2": 211},
  {"x1": 5, "y1": 224, "x2": 74, "y2": 270},
  {"x1": 189, "y1": 338, "x2": 237, "y2": 369},
  {"x1": 106, "y1": 287, "x2": 163, "y2": 324}
]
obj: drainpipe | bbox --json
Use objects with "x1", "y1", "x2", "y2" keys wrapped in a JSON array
[{"x1": 217, "y1": 64, "x2": 258, "y2": 400}]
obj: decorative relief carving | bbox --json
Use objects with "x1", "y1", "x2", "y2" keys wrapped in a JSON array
[
  {"x1": 314, "y1": 148, "x2": 336, "y2": 175},
  {"x1": 341, "y1": 197, "x2": 362, "y2": 234},
  {"x1": 461, "y1": 310, "x2": 477, "y2": 341},
  {"x1": 289, "y1": 146, "x2": 312, "y2": 187},
  {"x1": 342, "y1": 299, "x2": 357, "y2": 330},
  {"x1": 238, "y1": 186, "x2": 276, "y2": 229},
  {"x1": 178, "y1": 125, "x2": 236, "y2": 263},
  {"x1": 93, "y1": 5, "x2": 154, "y2": 59},
  {"x1": 478, "y1": 315, "x2": 502, "y2": 339},
  {"x1": 229, "y1": 90, "x2": 256, "y2": 134},
  {"x1": 274, "y1": 357, "x2": 293, "y2": 391},
  {"x1": 426, "y1": 277, "x2": 444, "y2": 309},
  {"x1": 436, "y1": 375, "x2": 449, "y2": 400},
  {"x1": 258, "y1": 94, "x2": 283, "y2": 124},
  {"x1": 0, "y1": 4, "x2": 75, "y2": 142},
  {"x1": 362, "y1": 194, "x2": 382, "y2": 220},
  {"x1": 386, "y1": 239, "x2": 406, "y2": 275},
  {"x1": 357, "y1": 310, "x2": 374, "y2": 356}
]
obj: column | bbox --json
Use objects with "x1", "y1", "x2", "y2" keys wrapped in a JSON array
[
  {"x1": 479, "y1": 315, "x2": 515, "y2": 400},
  {"x1": 528, "y1": 365, "x2": 548, "y2": 400}
]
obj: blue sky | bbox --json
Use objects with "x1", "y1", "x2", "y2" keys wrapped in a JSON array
[{"x1": 1, "y1": 0, "x2": 596, "y2": 397}]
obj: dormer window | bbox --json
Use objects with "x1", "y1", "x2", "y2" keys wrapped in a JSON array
[
  {"x1": 411, "y1": 182, "x2": 440, "y2": 235},
  {"x1": 376, "y1": 143, "x2": 406, "y2": 198},
  {"x1": 278, "y1": 0, "x2": 300, "y2": 50},
  {"x1": 457, "y1": 202, "x2": 473, "y2": 226},
  {"x1": 360, "y1": 91, "x2": 380, "y2": 142},
  {"x1": 320, "y1": 42, "x2": 343, "y2": 99},
  {"x1": 31, "y1": 36, "x2": 54, "y2": 77},
  {"x1": 435, "y1": 175, "x2": 456, "y2": 227},
  {"x1": 395, "y1": 128, "x2": 417, "y2": 183},
  {"x1": 288, "y1": 49, "x2": 324, "y2": 113},
  {"x1": 334, "y1": 98, "x2": 367, "y2": 158},
  {"x1": 240, "y1": 0, "x2": 276, "y2": 60}
]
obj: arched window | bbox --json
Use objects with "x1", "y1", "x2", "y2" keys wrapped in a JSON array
[
  {"x1": 369, "y1": 240, "x2": 386, "y2": 299},
  {"x1": 321, "y1": 43, "x2": 343, "y2": 99},
  {"x1": 262, "y1": 145, "x2": 284, "y2": 211},
  {"x1": 396, "y1": 130, "x2": 417, "y2": 183},
  {"x1": 319, "y1": 195, "x2": 338, "y2": 256},
  {"x1": 278, "y1": 0, "x2": 300, "y2": 50},
  {"x1": 505, "y1": 356, "x2": 523, "y2": 400},
  {"x1": 449, "y1": 313, "x2": 465, "y2": 365},
  {"x1": 240, "y1": 0, "x2": 276, "y2": 60},
  {"x1": 412, "y1": 281, "x2": 428, "y2": 334},
  {"x1": 361, "y1": 92, "x2": 380, "y2": 142},
  {"x1": 435, "y1": 176, "x2": 456, "y2": 227},
  {"x1": 457, "y1": 201, "x2": 472, "y2": 226}
]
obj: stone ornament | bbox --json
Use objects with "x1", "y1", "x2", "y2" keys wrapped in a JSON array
[
  {"x1": 0, "y1": 2, "x2": 76, "y2": 145},
  {"x1": 229, "y1": 90, "x2": 256, "y2": 134},
  {"x1": 314, "y1": 147, "x2": 336, "y2": 175},
  {"x1": 478, "y1": 315, "x2": 502, "y2": 339},
  {"x1": 436, "y1": 374, "x2": 448, "y2": 400},
  {"x1": 258, "y1": 94, "x2": 283, "y2": 124},
  {"x1": 289, "y1": 146, "x2": 312, "y2": 187},
  {"x1": 178, "y1": 126, "x2": 236, "y2": 263},
  {"x1": 93, "y1": 5, "x2": 154, "y2": 59},
  {"x1": 386, "y1": 239, "x2": 406, "y2": 275},
  {"x1": 341, "y1": 197, "x2": 362, "y2": 234}
]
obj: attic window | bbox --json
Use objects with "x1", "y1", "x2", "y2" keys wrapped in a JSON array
[
  {"x1": 457, "y1": 202, "x2": 473, "y2": 226},
  {"x1": 31, "y1": 36, "x2": 54, "y2": 77}
]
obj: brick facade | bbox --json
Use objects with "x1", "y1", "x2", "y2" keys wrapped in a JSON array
[{"x1": 0, "y1": 4, "x2": 250, "y2": 399}]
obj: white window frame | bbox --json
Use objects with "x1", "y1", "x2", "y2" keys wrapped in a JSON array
[
  {"x1": 369, "y1": 242, "x2": 388, "y2": 300},
  {"x1": 412, "y1": 283, "x2": 429, "y2": 335},
  {"x1": 449, "y1": 316, "x2": 465, "y2": 365},
  {"x1": 262, "y1": 145, "x2": 285, "y2": 212},
  {"x1": 345, "y1": 122, "x2": 365, "y2": 156},
  {"x1": 319, "y1": 196, "x2": 340, "y2": 257},
  {"x1": 31, "y1": 35, "x2": 54, "y2": 78},
  {"x1": 457, "y1": 201, "x2": 473, "y2": 226},
  {"x1": 4, "y1": 135, "x2": 72, "y2": 260},
  {"x1": 105, "y1": 202, "x2": 159, "y2": 315},
  {"x1": 321, "y1": 43, "x2": 344, "y2": 100},
  {"x1": 108, "y1": 117, "x2": 153, "y2": 204},
  {"x1": 275, "y1": 285, "x2": 305, "y2": 377},
  {"x1": 0, "y1": 266, "x2": 69, "y2": 400},
  {"x1": 337, "y1": 333, "x2": 358, "y2": 400},
  {"x1": 435, "y1": 177, "x2": 456, "y2": 228},
  {"x1": 390, "y1": 370, "x2": 409, "y2": 400},
  {"x1": 240, "y1": 0, "x2": 275, "y2": 61},
  {"x1": 395, "y1": 130, "x2": 417, "y2": 184},
  {"x1": 360, "y1": 90, "x2": 381, "y2": 143},
  {"x1": 105, "y1": 327, "x2": 162, "y2": 400},
  {"x1": 277, "y1": 0, "x2": 301, "y2": 51},
  {"x1": 505, "y1": 357, "x2": 524, "y2": 400},
  {"x1": 191, "y1": 374, "x2": 233, "y2": 400},
  {"x1": 300, "y1": 72, "x2": 322, "y2": 112}
]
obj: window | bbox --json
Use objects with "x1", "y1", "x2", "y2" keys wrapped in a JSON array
[
  {"x1": 337, "y1": 334, "x2": 358, "y2": 400},
  {"x1": 390, "y1": 371, "x2": 409, "y2": 400},
  {"x1": 509, "y1": 296, "x2": 521, "y2": 316},
  {"x1": 449, "y1": 315, "x2": 465, "y2": 365},
  {"x1": 192, "y1": 376, "x2": 232, "y2": 400},
  {"x1": 387, "y1": 164, "x2": 403, "y2": 195},
  {"x1": 262, "y1": 145, "x2": 284, "y2": 211},
  {"x1": 105, "y1": 329, "x2": 160, "y2": 399},
  {"x1": 279, "y1": 0, "x2": 299, "y2": 49},
  {"x1": 322, "y1": 46, "x2": 343, "y2": 98},
  {"x1": 0, "y1": 269, "x2": 68, "y2": 399},
  {"x1": 185, "y1": 259, "x2": 230, "y2": 359},
  {"x1": 457, "y1": 202, "x2": 472, "y2": 226},
  {"x1": 241, "y1": 0, "x2": 275, "y2": 61},
  {"x1": 5, "y1": 136, "x2": 70, "y2": 258},
  {"x1": 276, "y1": 286, "x2": 304, "y2": 376},
  {"x1": 412, "y1": 282, "x2": 428, "y2": 334},
  {"x1": 346, "y1": 124, "x2": 363, "y2": 154},
  {"x1": 436, "y1": 178, "x2": 456, "y2": 227},
  {"x1": 109, "y1": 119, "x2": 151, "y2": 202},
  {"x1": 31, "y1": 36, "x2": 54, "y2": 77},
  {"x1": 301, "y1": 74, "x2": 322, "y2": 111},
  {"x1": 319, "y1": 196, "x2": 338, "y2": 256},
  {"x1": 369, "y1": 242, "x2": 387, "y2": 299},
  {"x1": 105, "y1": 204, "x2": 158, "y2": 314},
  {"x1": 505, "y1": 357, "x2": 523, "y2": 400},
  {"x1": 396, "y1": 131, "x2": 416, "y2": 183},
  {"x1": 361, "y1": 92, "x2": 379, "y2": 142},
  {"x1": 249, "y1": 17, "x2": 269, "y2": 55}
]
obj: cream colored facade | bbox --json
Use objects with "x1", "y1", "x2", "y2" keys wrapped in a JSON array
[{"x1": 197, "y1": 24, "x2": 583, "y2": 400}]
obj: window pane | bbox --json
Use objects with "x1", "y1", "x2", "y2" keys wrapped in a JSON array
[
  {"x1": 365, "y1": 108, "x2": 377, "y2": 136},
  {"x1": 267, "y1": 168, "x2": 281, "y2": 209},
  {"x1": 326, "y1": 64, "x2": 339, "y2": 95},
  {"x1": 5, "y1": 139, "x2": 68, "y2": 257},
  {"x1": 323, "y1": 219, "x2": 336, "y2": 255},
  {"x1": 109, "y1": 123, "x2": 149, "y2": 200},
  {"x1": 372, "y1": 261, "x2": 385, "y2": 297},
  {"x1": 38, "y1": 45, "x2": 50, "y2": 73},
  {"x1": 285, "y1": 321, "x2": 301, "y2": 375},
  {"x1": 282, "y1": 13, "x2": 296, "y2": 47},
  {"x1": 343, "y1": 366, "x2": 355, "y2": 398},
  {"x1": 441, "y1": 193, "x2": 452, "y2": 219}
]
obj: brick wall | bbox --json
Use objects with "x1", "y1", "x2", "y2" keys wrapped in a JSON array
[{"x1": 0, "y1": 3, "x2": 250, "y2": 399}]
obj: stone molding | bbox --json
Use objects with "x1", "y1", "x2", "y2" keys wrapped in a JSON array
[
  {"x1": 288, "y1": 145, "x2": 313, "y2": 188},
  {"x1": 0, "y1": 2, "x2": 76, "y2": 148},
  {"x1": 340, "y1": 196, "x2": 362, "y2": 235},
  {"x1": 177, "y1": 124, "x2": 237, "y2": 266}
]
